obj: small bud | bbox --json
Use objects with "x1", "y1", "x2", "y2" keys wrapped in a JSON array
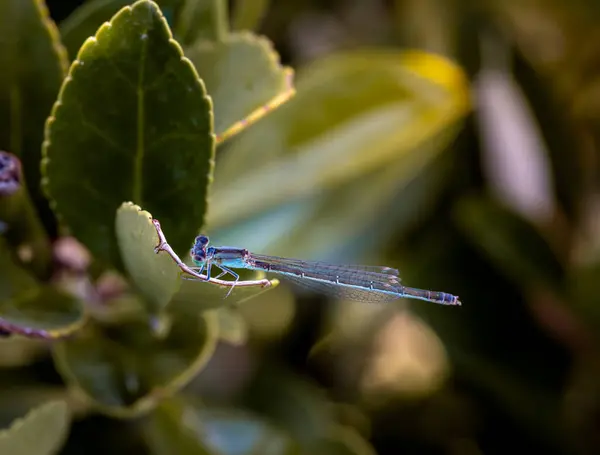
[
  {"x1": 54, "y1": 236, "x2": 92, "y2": 272},
  {"x1": 0, "y1": 151, "x2": 21, "y2": 196}
]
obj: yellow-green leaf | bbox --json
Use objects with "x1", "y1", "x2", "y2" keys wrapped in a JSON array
[
  {"x1": 116, "y1": 202, "x2": 181, "y2": 315},
  {"x1": 185, "y1": 31, "x2": 293, "y2": 143},
  {"x1": 209, "y1": 50, "x2": 470, "y2": 231},
  {"x1": 0, "y1": 400, "x2": 70, "y2": 455}
]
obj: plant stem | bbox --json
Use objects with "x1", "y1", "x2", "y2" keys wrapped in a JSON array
[
  {"x1": 214, "y1": 0, "x2": 229, "y2": 41},
  {"x1": 232, "y1": 0, "x2": 270, "y2": 31},
  {"x1": 176, "y1": 0, "x2": 229, "y2": 45}
]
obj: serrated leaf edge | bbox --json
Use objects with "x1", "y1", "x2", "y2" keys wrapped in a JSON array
[
  {"x1": 41, "y1": 0, "x2": 216, "y2": 258},
  {"x1": 187, "y1": 30, "x2": 295, "y2": 144},
  {"x1": 34, "y1": 0, "x2": 70, "y2": 76}
]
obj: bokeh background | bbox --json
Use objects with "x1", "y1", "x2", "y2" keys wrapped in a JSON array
[{"x1": 5, "y1": 0, "x2": 600, "y2": 454}]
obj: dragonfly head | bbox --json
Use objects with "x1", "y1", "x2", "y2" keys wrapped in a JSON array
[{"x1": 190, "y1": 235, "x2": 210, "y2": 265}]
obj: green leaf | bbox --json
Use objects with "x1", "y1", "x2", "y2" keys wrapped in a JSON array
[
  {"x1": 208, "y1": 50, "x2": 470, "y2": 231},
  {"x1": 0, "y1": 0, "x2": 68, "y2": 223},
  {"x1": 60, "y1": 0, "x2": 186, "y2": 60},
  {"x1": 43, "y1": 0, "x2": 215, "y2": 268},
  {"x1": 52, "y1": 304, "x2": 219, "y2": 418},
  {"x1": 0, "y1": 239, "x2": 86, "y2": 339},
  {"x1": 116, "y1": 202, "x2": 181, "y2": 315},
  {"x1": 185, "y1": 31, "x2": 293, "y2": 142},
  {"x1": 454, "y1": 194, "x2": 565, "y2": 292},
  {"x1": 0, "y1": 400, "x2": 70, "y2": 455},
  {"x1": 143, "y1": 398, "x2": 298, "y2": 455}
]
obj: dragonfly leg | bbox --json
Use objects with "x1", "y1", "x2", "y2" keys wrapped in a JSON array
[
  {"x1": 152, "y1": 218, "x2": 272, "y2": 290},
  {"x1": 213, "y1": 265, "x2": 239, "y2": 298},
  {"x1": 183, "y1": 263, "x2": 209, "y2": 281},
  {"x1": 185, "y1": 262, "x2": 214, "y2": 281},
  {"x1": 205, "y1": 261, "x2": 213, "y2": 280},
  {"x1": 213, "y1": 269, "x2": 228, "y2": 280},
  {"x1": 209, "y1": 265, "x2": 239, "y2": 281}
]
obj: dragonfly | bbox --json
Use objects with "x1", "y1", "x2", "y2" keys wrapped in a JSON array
[{"x1": 185, "y1": 234, "x2": 461, "y2": 306}]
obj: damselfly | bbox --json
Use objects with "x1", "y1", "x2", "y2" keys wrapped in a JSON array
[{"x1": 186, "y1": 234, "x2": 460, "y2": 306}]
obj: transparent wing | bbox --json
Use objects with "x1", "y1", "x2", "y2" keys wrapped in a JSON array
[
  {"x1": 250, "y1": 255, "x2": 399, "y2": 276},
  {"x1": 281, "y1": 273, "x2": 400, "y2": 303},
  {"x1": 248, "y1": 254, "x2": 401, "y2": 303}
]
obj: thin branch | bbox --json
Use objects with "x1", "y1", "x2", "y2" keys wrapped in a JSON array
[{"x1": 152, "y1": 218, "x2": 273, "y2": 290}]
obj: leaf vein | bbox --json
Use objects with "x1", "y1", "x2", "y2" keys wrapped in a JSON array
[
  {"x1": 79, "y1": 118, "x2": 131, "y2": 156},
  {"x1": 133, "y1": 34, "x2": 149, "y2": 204}
]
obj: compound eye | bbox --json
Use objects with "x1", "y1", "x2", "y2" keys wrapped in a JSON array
[
  {"x1": 192, "y1": 252, "x2": 206, "y2": 264},
  {"x1": 195, "y1": 235, "x2": 209, "y2": 246}
]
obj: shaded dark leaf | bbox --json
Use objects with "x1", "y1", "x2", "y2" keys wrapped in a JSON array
[
  {"x1": 0, "y1": 0, "x2": 68, "y2": 227},
  {"x1": 0, "y1": 239, "x2": 85, "y2": 339},
  {"x1": 43, "y1": 0, "x2": 215, "y2": 268},
  {"x1": 52, "y1": 304, "x2": 218, "y2": 417}
]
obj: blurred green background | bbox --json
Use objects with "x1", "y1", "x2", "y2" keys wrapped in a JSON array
[{"x1": 4, "y1": 0, "x2": 600, "y2": 454}]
